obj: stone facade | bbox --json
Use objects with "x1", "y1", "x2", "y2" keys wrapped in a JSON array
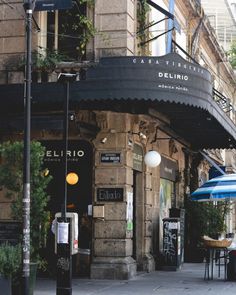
[
  {"x1": 1, "y1": 0, "x2": 236, "y2": 280},
  {"x1": 0, "y1": 108, "x2": 187, "y2": 278},
  {"x1": 89, "y1": 111, "x2": 186, "y2": 278},
  {"x1": 94, "y1": 0, "x2": 136, "y2": 59}
]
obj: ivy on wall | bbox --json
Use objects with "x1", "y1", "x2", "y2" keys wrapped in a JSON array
[
  {"x1": 228, "y1": 40, "x2": 236, "y2": 69},
  {"x1": 137, "y1": 0, "x2": 151, "y2": 55},
  {"x1": 58, "y1": 0, "x2": 96, "y2": 60}
]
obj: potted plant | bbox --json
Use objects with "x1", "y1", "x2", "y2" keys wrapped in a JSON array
[
  {"x1": 0, "y1": 141, "x2": 52, "y2": 294},
  {"x1": 185, "y1": 198, "x2": 230, "y2": 262},
  {"x1": 18, "y1": 48, "x2": 69, "y2": 82},
  {"x1": 31, "y1": 49, "x2": 68, "y2": 72},
  {"x1": 0, "y1": 243, "x2": 21, "y2": 295}
]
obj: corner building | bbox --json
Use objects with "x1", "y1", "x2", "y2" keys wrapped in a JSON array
[{"x1": 1, "y1": 0, "x2": 236, "y2": 279}]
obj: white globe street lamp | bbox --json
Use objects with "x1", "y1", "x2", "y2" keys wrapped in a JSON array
[{"x1": 144, "y1": 150, "x2": 161, "y2": 167}]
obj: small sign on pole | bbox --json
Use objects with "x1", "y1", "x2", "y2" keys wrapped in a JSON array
[
  {"x1": 34, "y1": 0, "x2": 73, "y2": 11},
  {"x1": 57, "y1": 222, "x2": 69, "y2": 244}
]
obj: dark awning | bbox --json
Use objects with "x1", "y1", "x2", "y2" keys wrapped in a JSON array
[{"x1": 0, "y1": 53, "x2": 236, "y2": 149}]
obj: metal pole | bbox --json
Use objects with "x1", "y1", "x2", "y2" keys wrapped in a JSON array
[
  {"x1": 56, "y1": 78, "x2": 72, "y2": 295},
  {"x1": 62, "y1": 81, "x2": 69, "y2": 221},
  {"x1": 23, "y1": 1, "x2": 34, "y2": 294}
]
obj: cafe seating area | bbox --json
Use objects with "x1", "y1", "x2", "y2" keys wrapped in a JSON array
[{"x1": 203, "y1": 236, "x2": 235, "y2": 280}]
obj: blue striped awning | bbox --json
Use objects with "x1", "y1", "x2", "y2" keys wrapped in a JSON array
[{"x1": 191, "y1": 174, "x2": 236, "y2": 201}]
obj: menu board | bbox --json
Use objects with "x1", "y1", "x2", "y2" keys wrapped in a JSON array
[{"x1": 0, "y1": 221, "x2": 21, "y2": 245}]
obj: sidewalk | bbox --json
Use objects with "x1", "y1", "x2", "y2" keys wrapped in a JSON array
[{"x1": 35, "y1": 263, "x2": 236, "y2": 295}]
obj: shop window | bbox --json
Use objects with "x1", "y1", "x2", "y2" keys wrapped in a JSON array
[{"x1": 159, "y1": 178, "x2": 174, "y2": 252}]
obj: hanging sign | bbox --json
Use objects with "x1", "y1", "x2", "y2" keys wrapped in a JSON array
[
  {"x1": 34, "y1": 0, "x2": 73, "y2": 11},
  {"x1": 160, "y1": 156, "x2": 178, "y2": 181},
  {"x1": 133, "y1": 144, "x2": 143, "y2": 172}
]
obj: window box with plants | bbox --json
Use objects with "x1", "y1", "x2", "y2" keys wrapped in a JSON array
[{"x1": 18, "y1": 48, "x2": 69, "y2": 82}]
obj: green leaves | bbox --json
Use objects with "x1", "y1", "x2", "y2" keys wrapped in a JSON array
[
  {"x1": 0, "y1": 243, "x2": 21, "y2": 279},
  {"x1": 186, "y1": 199, "x2": 230, "y2": 242},
  {"x1": 59, "y1": 0, "x2": 95, "y2": 60},
  {"x1": 137, "y1": 0, "x2": 151, "y2": 54},
  {"x1": 0, "y1": 141, "x2": 23, "y2": 194},
  {"x1": 18, "y1": 48, "x2": 69, "y2": 72},
  {"x1": 32, "y1": 49, "x2": 68, "y2": 71},
  {"x1": 228, "y1": 41, "x2": 236, "y2": 69},
  {"x1": 0, "y1": 141, "x2": 52, "y2": 263}
]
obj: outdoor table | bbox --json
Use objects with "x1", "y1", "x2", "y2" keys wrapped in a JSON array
[{"x1": 204, "y1": 246, "x2": 229, "y2": 280}]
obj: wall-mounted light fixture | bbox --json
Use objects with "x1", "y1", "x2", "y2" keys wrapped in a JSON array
[
  {"x1": 101, "y1": 137, "x2": 107, "y2": 144},
  {"x1": 129, "y1": 131, "x2": 147, "y2": 140},
  {"x1": 139, "y1": 132, "x2": 147, "y2": 140},
  {"x1": 144, "y1": 136, "x2": 179, "y2": 167},
  {"x1": 144, "y1": 150, "x2": 161, "y2": 167}
]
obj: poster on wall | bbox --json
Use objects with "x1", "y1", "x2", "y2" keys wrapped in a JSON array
[
  {"x1": 126, "y1": 192, "x2": 133, "y2": 231},
  {"x1": 159, "y1": 179, "x2": 173, "y2": 252}
]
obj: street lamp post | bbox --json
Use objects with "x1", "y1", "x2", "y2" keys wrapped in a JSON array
[
  {"x1": 57, "y1": 73, "x2": 77, "y2": 295},
  {"x1": 22, "y1": 1, "x2": 35, "y2": 294},
  {"x1": 22, "y1": 2, "x2": 73, "y2": 294}
]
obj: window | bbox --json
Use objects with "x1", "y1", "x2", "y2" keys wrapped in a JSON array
[{"x1": 40, "y1": 1, "x2": 93, "y2": 61}]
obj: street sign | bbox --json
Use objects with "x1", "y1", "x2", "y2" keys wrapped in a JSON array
[{"x1": 34, "y1": 0, "x2": 73, "y2": 11}]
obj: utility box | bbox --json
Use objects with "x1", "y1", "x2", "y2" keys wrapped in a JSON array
[
  {"x1": 169, "y1": 208, "x2": 185, "y2": 265},
  {"x1": 162, "y1": 217, "x2": 181, "y2": 270},
  {"x1": 93, "y1": 205, "x2": 105, "y2": 219}
]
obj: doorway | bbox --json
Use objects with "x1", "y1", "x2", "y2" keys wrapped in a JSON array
[{"x1": 41, "y1": 140, "x2": 93, "y2": 277}]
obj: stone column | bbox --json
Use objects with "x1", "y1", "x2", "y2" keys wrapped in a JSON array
[
  {"x1": 91, "y1": 112, "x2": 137, "y2": 279},
  {"x1": 91, "y1": 196, "x2": 137, "y2": 279},
  {"x1": 94, "y1": 0, "x2": 136, "y2": 59}
]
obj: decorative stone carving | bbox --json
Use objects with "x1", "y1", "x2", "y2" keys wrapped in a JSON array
[
  {"x1": 169, "y1": 139, "x2": 178, "y2": 156},
  {"x1": 96, "y1": 113, "x2": 108, "y2": 129}
]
